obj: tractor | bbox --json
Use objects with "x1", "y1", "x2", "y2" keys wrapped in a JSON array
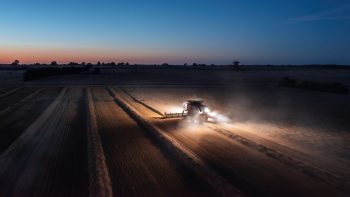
[{"x1": 164, "y1": 99, "x2": 216, "y2": 123}]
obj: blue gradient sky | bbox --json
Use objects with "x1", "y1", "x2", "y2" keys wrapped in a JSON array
[{"x1": 1, "y1": 0, "x2": 350, "y2": 64}]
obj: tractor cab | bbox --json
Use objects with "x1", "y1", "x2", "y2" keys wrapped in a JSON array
[{"x1": 183, "y1": 99, "x2": 209, "y2": 123}]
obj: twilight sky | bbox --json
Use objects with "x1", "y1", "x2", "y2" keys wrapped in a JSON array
[{"x1": 1, "y1": 0, "x2": 350, "y2": 65}]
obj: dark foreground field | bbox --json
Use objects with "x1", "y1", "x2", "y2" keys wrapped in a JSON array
[{"x1": 0, "y1": 68, "x2": 349, "y2": 196}]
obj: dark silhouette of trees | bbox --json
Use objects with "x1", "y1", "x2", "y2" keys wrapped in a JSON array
[
  {"x1": 84, "y1": 63, "x2": 93, "y2": 71},
  {"x1": 184, "y1": 63, "x2": 188, "y2": 66},
  {"x1": 162, "y1": 63, "x2": 169, "y2": 66},
  {"x1": 50, "y1": 61, "x2": 58, "y2": 66},
  {"x1": 192, "y1": 63, "x2": 198, "y2": 66},
  {"x1": 233, "y1": 61, "x2": 240, "y2": 67},
  {"x1": 84, "y1": 63, "x2": 92, "y2": 71},
  {"x1": 97, "y1": 61, "x2": 101, "y2": 66},
  {"x1": 11, "y1": 60, "x2": 20, "y2": 66},
  {"x1": 68, "y1": 62, "x2": 79, "y2": 66}
]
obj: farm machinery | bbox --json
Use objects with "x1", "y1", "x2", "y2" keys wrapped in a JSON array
[{"x1": 163, "y1": 99, "x2": 217, "y2": 123}]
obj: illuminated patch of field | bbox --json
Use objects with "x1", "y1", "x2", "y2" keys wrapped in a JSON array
[{"x1": 91, "y1": 87, "x2": 212, "y2": 197}]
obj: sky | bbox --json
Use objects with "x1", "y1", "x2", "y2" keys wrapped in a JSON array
[{"x1": 0, "y1": 0, "x2": 350, "y2": 65}]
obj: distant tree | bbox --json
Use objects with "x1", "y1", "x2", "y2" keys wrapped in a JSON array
[
  {"x1": 51, "y1": 61, "x2": 58, "y2": 66},
  {"x1": 68, "y1": 62, "x2": 78, "y2": 66},
  {"x1": 11, "y1": 60, "x2": 20, "y2": 66},
  {"x1": 184, "y1": 63, "x2": 188, "y2": 66},
  {"x1": 162, "y1": 63, "x2": 169, "y2": 66},
  {"x1": 233, "y1": 61, "x2": 240, "y2": 67},
  {"x1": 110, "y1": 62, "x2": 116, "y2": 66},
  {"x1": 125, "y1": 62, "x2": 129, "y2": 66},
  {"x1": 34, "y1": 62, "x2": 41, "y2": 66},
  {"x1": 97, "y1": 61, "x2": 101, "y2": 66},
  {"x1": 81, "y1": 62, "x2": 86, "y2": 66},
  {"x1": 86, "y1": 63, "x2": 93, "y2": 70},
  {"x1": 192, "y1": 63, "x2": 198, "y2": 66}
]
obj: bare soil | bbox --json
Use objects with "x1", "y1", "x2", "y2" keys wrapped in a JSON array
[
  {"x1": 0, "y1": 87, "x2": 39, "y2": 111},
  {"x1": 0, "y1": 87, "x2": 61, "y2": 153},
  {"x1": 0, "y1": 87, "x2": 16, "y2": 95},
  {"x1": 0, "y1": 88, "x2": 89, "y2": 197}
]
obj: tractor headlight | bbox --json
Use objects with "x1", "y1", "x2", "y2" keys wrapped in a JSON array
[{"x1": 204, "y1": 107, "x2": 210, "y2": 113}]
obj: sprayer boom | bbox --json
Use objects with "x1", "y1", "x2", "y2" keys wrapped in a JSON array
[{"x1": 163, "y1": 112, "x2": 186, "y2": 119}]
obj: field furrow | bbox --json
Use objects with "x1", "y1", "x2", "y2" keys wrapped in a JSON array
[
  {"x1": 0, "y1": 87, "x2": 39, "y2": 111},
  {"x1": 0, "y1": 88, "x2": 62, "y2": 153},
  {"x1": 0, "y1": 87, "x2": 18, "y2": 96},
  {"x1": 0, "y1": 87, "x2": 88, "y2": 197}
]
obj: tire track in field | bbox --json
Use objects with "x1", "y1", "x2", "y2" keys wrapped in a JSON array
[
  {"x1": 0, "y1": 88, "x2": 61, "y2": 153},
  {"x1": 0, "y1": 87, "x2": 88, "y2": 197},
  {"x1": 0, "y1": 87, "x2": 38, "y2": 111},
  {"x1": 0, "y1": 87, "x2": 20, "y2": 99},
  {"x1": 208, "y1": 125, "x2": 348, "y2": 191},
  {"x1": 0, "y1": 88, "x2": 44, "y2": 116}
]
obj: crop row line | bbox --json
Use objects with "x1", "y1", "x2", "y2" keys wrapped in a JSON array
[
  {"x1": 208, "y1": 125, "x2": 349, "y2": 191},
  {"x1": 86, "y1": 88, "x2": 113, "y2": 197}
]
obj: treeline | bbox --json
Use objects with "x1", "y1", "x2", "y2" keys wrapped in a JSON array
[
  {"x1": 25, "y1": 61, "x2": 129, "y2": 67},
  {"x1": 279, "y1": 77, "x2": 348, "y2": 95},
  {"x1": 7, "y1": 59, "x2": 244, "y2": 67},
  {"x1": 23, "y1": 66, "x2": 101, "y2": 81}
]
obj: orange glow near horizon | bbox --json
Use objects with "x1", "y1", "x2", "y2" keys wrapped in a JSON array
[{"x1": 0, "y1": 46, "x2": 191, "y2": 64}]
